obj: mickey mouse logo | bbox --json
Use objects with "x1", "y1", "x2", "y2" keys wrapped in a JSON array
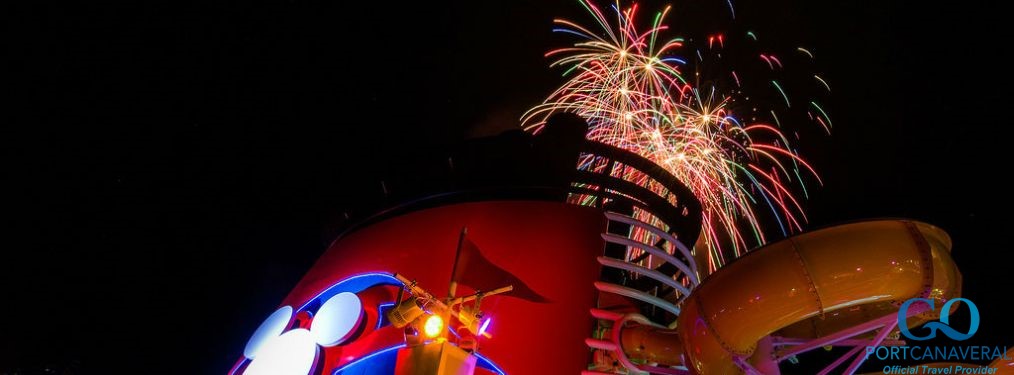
[
  {"x1": 242, "y1": 291, "x2": 364, "y2": 374},
  {"x1": 229, "y1": 273, "x2": 506, "y2": 375},
  {"x1": 230, "y1": 273, "x2": 396, "y2": 375}
]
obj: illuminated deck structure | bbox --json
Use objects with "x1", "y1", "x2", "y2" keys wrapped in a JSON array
[{"x1": 230, "y1": 114, "x2": 1012, "y2": 375}]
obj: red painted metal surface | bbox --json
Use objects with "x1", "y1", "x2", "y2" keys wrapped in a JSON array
[{"x1": 281, "y1": 200, "x2": 607, "y2": 374}]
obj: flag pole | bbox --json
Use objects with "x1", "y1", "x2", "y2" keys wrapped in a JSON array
[
  {"x1": 448, "y1": 226, "x2": 467, "y2": 299},
  {"x1": 443, "y1": 227, "x2": 468, "y2": 341}
]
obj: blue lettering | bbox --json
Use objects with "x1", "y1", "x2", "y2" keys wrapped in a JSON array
[
  {"x1": 899, "y1": 298, "x2": 937, "y2": 340},
  {"x1": 876, "y1": 346, "x2": 890, "y2": 360}
]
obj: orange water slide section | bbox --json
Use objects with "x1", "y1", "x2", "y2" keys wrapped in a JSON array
[{"x1": 675, "y1": 220, "x2": 962, "y2": 374}]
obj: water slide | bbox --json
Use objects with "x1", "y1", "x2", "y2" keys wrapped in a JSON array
[
  {"x1": 617, "y1": 220, "x2": 972, "y2": 374},
  {"x1": 676, "y1": 219, "x2": 962, "y2": 374}
]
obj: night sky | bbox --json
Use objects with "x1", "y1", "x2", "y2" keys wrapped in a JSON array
[{"x1": 5, "y1": 1, "x2": 1013, "y2": 373}]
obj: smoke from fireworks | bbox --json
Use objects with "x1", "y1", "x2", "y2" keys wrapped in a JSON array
[{"x1": 522, "y1": 1, "x2": 830, "y2": 273}]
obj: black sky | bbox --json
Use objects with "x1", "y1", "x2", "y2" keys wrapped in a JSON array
[{"x1": 5, "y1": 0, "x2": 1013, "y2": 373}]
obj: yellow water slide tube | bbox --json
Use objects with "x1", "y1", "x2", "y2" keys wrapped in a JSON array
[{"x1": 676, "y1": 220, "x2": 962, "y2": 374}]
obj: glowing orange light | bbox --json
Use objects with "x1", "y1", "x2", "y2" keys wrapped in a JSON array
[{"x1": 423, "y1": 315, "x2": 443, "y2": 338}]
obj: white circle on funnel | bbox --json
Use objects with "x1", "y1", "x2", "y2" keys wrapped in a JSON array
[
  {"x1": 310, "y1": 292, "x2": 363, "y2": 347},
  {"x1": 243, "y1": 305, "x2": 293, "y2": 359},
  {"x1": 243, "y1": 328, "x2": 318, "y2": 375}
]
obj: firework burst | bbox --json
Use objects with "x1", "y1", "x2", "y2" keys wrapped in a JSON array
[{"x1": 522, "y1": 0, "x2": 829, "y2": 273}]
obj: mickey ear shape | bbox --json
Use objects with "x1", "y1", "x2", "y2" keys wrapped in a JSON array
[
  {"x1": 244, "y1": 306, "x2": 293, "y2": 359},
  {"x1": 309, "y1": 292, "x2": 364, "y2": 347},
  {"x1": 243, "y1": 329, "x2": 318, "y2": 375}
]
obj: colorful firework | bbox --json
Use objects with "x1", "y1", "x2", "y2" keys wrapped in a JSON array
[{"x1": 522, "y1": 0, "x2": 830, "y2": 273}]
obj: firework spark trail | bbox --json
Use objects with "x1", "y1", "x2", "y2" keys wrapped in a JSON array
[{"x1": 522, "y1": 0, "x2": 830, "y2": 274}]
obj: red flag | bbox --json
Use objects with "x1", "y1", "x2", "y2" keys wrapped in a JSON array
[{"x1": 451, "y1": 236, "x2": 550, "y2": 303}]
